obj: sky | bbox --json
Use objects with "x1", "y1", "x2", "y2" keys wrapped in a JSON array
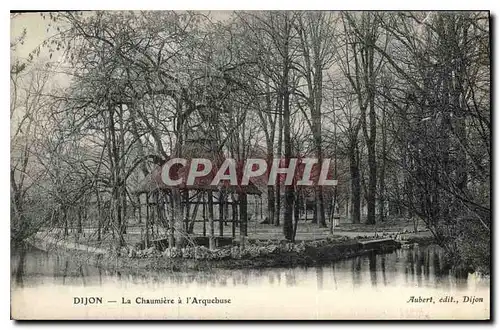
[
  {"x1": 11, "y1": 13, "x2": 53, "y2": 60},
  {"x1": 11, "y1": 10, "x2": 232, "y2": 59}
]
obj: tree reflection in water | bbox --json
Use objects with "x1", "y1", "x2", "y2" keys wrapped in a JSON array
[
  {"x1": 351, "y1": 256, "x2": 362, "y2": 287},
  {"x1": 316, "y1": 266, "x2": 324, "y2": 290},
  {"x1": 368, "y1": 252, "x2": 377, "y2": 287},
  {"x1": 381, "y1": 254, "x2": 387, "y2": 286}
]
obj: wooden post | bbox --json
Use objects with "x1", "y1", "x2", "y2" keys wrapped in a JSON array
[
  {"x1": 167, "y1": 192, "x2": 175, "y2": 249},
  {"x1": 137, "y1": 194, "x2": 142, "y2": 228},
  {"x1": 304, "y1": 197, "x2": 307, "y2": 221},
  {"x1": 259, "y1": 196, "x2": 263, "y2": 221},
  {"x1": 330, "y1": 187, "x2": 338, "y2": 235},
  {"x1": 208, "y1": 190, "x2": 215, "y2": 250},
  {"x1": 189, "y1": 194, "x2": 201, "y2": 234},
  {"x1": 137, "y1": 195, "x2": 142, "y2": 224},
  {"x1": 184, "y1": 190, "x2": 190, "y2": 233},
  {"x1": 218, "y1": 190, "x2": 224, "y2": 237},
  {"x1": 224, "y1": 189, "x2": 229, "y2": 226},
  {"x1": 152, "y1": 191, "x2": 157, "y2": 239},
  {"x1": 232, "y1": 199, "x2": 237, "y2": 239},
  {"x1": 293, "y1": 192, "x2": 300, "y2": 242},
  {"x1": 239, "y1": 192, "x2": 248, "y2": 249},
  {"x1": 345, "y1": 197, "x2": 349, "y2": 218},
  {"x1": 202, "y1": 191, "x2": 207, "y2": 237}
]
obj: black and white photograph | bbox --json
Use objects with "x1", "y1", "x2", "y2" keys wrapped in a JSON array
[{"x1": 9, "y1": 10, "x2": 491, "y2": 320}]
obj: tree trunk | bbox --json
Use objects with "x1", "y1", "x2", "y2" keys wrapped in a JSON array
[
  {"x1": 365, "y1": 112, "x2": 377, "y2": 225},
  {"x1": 282, "y1": 54, "x2": 294, "y2": 240},
  {"x1": 378, "y1": 101, "x2": 388, "y2": 222},
  {"x1": 364, "y1": 46, "x2": 377, "y2": 225},
  {"x1": 77, "y1": 206, "x2": 83, "y2": 234},
  {"x1": 145, "y1": 194, "x2": 151, "y2": 249},
  {"x1": 108, "y1": 103, "x2": 125, "y2": 246},
  {"x1": 63, "y1": 207, "x2": 68, "y2": 237},
  {"x1": 274, "y1": 95, "x2": 283, "y2": 227},
  {"x1": 349, "y1": 141, "x2": 361, "y2": 224}
]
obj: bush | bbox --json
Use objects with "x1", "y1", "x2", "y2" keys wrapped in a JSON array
[{"x1": 443, "y1": 217, "x2": 490, "y2": 275}]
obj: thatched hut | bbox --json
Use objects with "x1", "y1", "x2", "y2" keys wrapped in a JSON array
[{"x1": 132, "y1": 132, "x2": 262, "y2": 250}]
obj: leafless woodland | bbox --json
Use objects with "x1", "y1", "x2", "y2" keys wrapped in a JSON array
[{"x1": 10, "y1": 11, "x2": 490, "y2": 273}]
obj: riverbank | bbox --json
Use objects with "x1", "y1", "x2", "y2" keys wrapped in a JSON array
[{"x1": 24, "y1": 232, "x2": 401, "y2": 272}]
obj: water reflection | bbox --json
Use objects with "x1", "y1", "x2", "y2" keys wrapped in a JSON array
[
  {"x1": 368, "y1": 252, "x2": 377, "y2": 287},
  {"x1": 380, "y1": 254, "x2": 387, "y2": 286},
  {"x1": 351, "y1": 256, "x2": 362, "y2": 286},
  {"x1": 11, "y1": 244, "x2": 489, "y2": 292},
  {"x1": 316, "y1": 267, "x2": 323, "y2": 290}
]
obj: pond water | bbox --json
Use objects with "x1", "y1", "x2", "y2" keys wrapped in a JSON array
[{"x1": 11, "y1": 244, "x2": 490, "y2": 319}]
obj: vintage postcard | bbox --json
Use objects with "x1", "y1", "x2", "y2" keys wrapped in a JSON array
[{"x1": 10, "y1": 10, "x2": 490, "y2": 320}]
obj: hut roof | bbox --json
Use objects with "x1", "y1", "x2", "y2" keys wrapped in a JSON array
[
  {"x1": 132, "y1": 165, "x2": 215, "y2": 195},
  {"x1": 132, "y1": 165, "x2": 263, "y2": 196}
]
